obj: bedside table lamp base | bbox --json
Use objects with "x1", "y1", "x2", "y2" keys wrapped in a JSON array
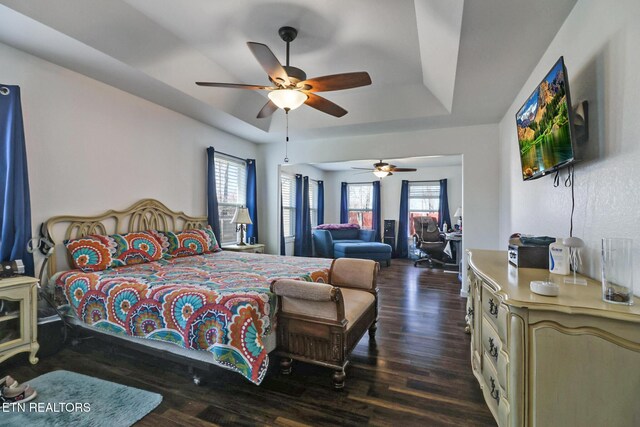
[{"x1": 236, "y1": 224, "x2": 247, "y2": 246}]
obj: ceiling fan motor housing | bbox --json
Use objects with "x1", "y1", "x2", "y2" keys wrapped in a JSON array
[
  {"x1": 278, "y1": 26, "x2": 298, "y2": 43},
  {"x1": 272, "y1": 66, "x2": 306, "y2": 86}
]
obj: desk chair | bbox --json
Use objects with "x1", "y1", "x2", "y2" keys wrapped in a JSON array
[{"x1": 412, "y1": 216, "x2": 454, "y2": 268}]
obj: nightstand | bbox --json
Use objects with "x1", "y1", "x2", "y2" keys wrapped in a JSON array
[
  {"x1": 222, "y1": 243, "x2": 265, "y2": 254},
  {"x1": 0, "y1": 276, "x2": 39, "y2": 365}
]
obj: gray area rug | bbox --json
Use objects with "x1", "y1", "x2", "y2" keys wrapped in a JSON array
[{"x1": 2, "y1": 370, "x2": 162, "y2": 427}]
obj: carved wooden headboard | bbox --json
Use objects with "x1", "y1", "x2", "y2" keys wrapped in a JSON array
[{"x1": 42, "y1": 199, "x2": 208, "y2": 277}]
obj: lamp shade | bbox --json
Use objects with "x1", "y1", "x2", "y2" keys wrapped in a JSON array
[
  {"x1": 231, "y1": 207, "x2": 252, "y2": 225},
  {"x1": 268, "y1": 89, "x2": 308, "y2": 111},
  {"x1": 454, "y1": 207, "x2": 462, "y2": 218}
]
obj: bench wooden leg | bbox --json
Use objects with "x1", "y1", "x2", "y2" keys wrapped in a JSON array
[
  {"x1": 332, "y1": 369, "x2": 346, "y2": 390},
  {"x1": 280, "y1": 357, "x2": 293, "y2": 375},
  {"x1": 368, "y1": 322, "x2": 377, "y2": 339}
]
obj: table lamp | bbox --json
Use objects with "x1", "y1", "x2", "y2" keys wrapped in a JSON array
[
  {"x1": 454, "y1": 207, "x2": 462, "y2": 229},
  {"x1": 231, "y1": 207, "x2": 252, "y2": 246}
]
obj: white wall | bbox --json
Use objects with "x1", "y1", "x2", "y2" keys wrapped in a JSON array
[
  {"x1": 323, "y1": 164, "x2": 462, "y2": 234},
  {"x1": 498, "y1": 0, "x2": 640, "y2": 294},
  {"x1": 261, "y1": 124, "x2": 501, "y2": 292},
  {"x1": 279, "y1": 163, "x2": 327, "y2": 256},
  {"x1": 1, "y1": 42, "x2": 259, "y2": 268}
]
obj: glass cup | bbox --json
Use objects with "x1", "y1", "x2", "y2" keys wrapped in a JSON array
[{"x1": 601, "y1": 238, "x2": 634, "y2": 305}]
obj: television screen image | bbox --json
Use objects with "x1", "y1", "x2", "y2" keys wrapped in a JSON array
[{"x1": 516, "y1": 57, "x2": 575, "y2": 180}]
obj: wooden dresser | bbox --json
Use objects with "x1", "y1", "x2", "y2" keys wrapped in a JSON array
[{"x1": 466, "y1": 250, "x2": 640, "y2": 427}]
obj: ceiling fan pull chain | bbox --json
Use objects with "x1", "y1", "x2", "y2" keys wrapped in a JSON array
[{"x1": 284, "y1": 110, "x2": 290, "y2": 163}]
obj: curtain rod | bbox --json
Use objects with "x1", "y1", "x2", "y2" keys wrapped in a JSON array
[
  {"x1": 409, "y1": 180, "x2": 439, "y2": 184},
  {"x1": 344, "y1": 181, "x2": 375, "y2": 185},
  {"x1": 214, "y1": 149, "x2": 247, "y2": 163}
]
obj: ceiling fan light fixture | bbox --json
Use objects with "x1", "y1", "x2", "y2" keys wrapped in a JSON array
[
  {"x1": 373, "y1": 170, "x2": 390, "y2": 178},
  {"x1": 268, "y1": 89, "x2": 308, "y2": 111}
]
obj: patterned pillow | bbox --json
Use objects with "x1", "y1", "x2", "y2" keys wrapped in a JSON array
[
  {"x1": 65, "y1": 231, "x2": 163, "y2": 272},
  {"x1": 150, "y1": 226, "x2": 221, "y2": 258}
]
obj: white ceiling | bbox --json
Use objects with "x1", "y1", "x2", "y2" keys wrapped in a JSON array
[
  {"x1": 0, "y1": 0, "x2": 576, "y2": 143},
  {"x1": 311, "y1": 155, "x2": 462, "y2": 172}
]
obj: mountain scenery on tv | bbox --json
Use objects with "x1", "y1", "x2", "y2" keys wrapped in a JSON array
[{"x1": 516, "y1": 59, "x2": 573, "y2": 179}]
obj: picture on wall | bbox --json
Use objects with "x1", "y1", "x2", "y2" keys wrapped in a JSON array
[{"x1": 516, "y1": 57, "x2": 575, "y2": 180}]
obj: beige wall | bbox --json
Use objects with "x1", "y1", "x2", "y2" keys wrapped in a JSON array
[
  {"x1": 1, "y1": 41, "x2": 258, "y2": 269},
  {"x1": 498, "y1": 0, "x2": 640, "y2": 294}
]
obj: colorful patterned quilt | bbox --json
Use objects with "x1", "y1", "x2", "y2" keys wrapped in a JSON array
[{"x1": 55, "y1": 251, "x2": 333, "y2": 384}]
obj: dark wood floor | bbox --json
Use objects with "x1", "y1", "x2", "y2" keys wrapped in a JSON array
[{"x1": 4, "y1": 260, "x2": 495, "y2": 426}]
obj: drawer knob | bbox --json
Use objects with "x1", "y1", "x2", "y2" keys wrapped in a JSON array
[
  {"x1": 490, "y1": 377, "x2": 500, "y2": 403},
  {"x1": 488, "y1": 337, "x2": 498, "y2": 360},
  {"x1": 488, "y1": 298, "x2": 498, "y2": 317}
]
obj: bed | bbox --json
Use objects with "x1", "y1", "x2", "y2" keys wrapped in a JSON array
[{"x1": 43, "y1": 199, "x2": 333, "y2": 385}]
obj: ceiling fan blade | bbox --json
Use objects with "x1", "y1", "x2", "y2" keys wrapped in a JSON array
[
  {"x1": 196, "y1": 82, "x2": 272, "y2": 90},
  {"x1": 247, "y1": 42, "x2": 291, "y2": 87},
  {"x1": 256, "y1": 100, "x2": 279, "y2": 119},
  {"x1": 351, "y1": 167, "x2": 374, "y2": 170},
  {"x1": 301, "y1": 72, "x2": 372, "y2": 92},
  {"x1": 389, "y1": 168, "x2": 418, "y2": 172},
  {"x1": 304, "y1": 92, "x2": 347, "y2": 117}
]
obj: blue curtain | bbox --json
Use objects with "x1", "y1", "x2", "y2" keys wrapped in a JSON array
[
  {"x1": 206, "y1": 147, "x2": 221, "y2": 243},
  {"x1": 245, "y1": 159, "x2": 258, "y2": 242},
  {"x1": 294, "y1": 175, "x2": 312, "y2": 256},
  {"x1": 0, "y1": 85, "x2": 33, "y2": 276},
  {"x1": 438, "y1": 179, "x2": 451, "y2": 231},
  {"x1": 280, "y1": 192, "x2": 286, "y2": 255},
  {"x1": 372, "y1": 181, "x2": 381, "y2": 241},
  {"x1": 317, "y1": 180, "x2": 325, "y2": 225},
  {"x1": 340, "y1": 182, "x2": 348, "y2": 223},
  {"x1": 396, "y1": 180, "x2": 409, "y2": 258}
]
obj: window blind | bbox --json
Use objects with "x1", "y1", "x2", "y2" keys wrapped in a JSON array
[
  {"x1": 215, "y1": 155, "x2": 247, "y2": 244},
  {"x1": 281, "y1": 174, "x2": 296, "y2": 238}
]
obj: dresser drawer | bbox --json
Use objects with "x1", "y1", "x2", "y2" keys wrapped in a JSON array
[
  {"x1": 482, "y1": 316, "x2": 503, "y2": 364},
  {"x1": 481, "y1": 352, "x2": 503, "y2": 417},
  {"x1": 482, "y1": 284, "x2": 507, "y2": 341},
  {"x1": 482, "y1": 316, "x2": 509, "y2": 391},
  {"x1": 466, "y1": 296, "x2": 474, "y2": 331}
]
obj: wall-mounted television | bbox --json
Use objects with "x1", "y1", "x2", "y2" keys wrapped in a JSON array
[{"x1": 516, "y1": 56, "x2": 576, "y2": 180}]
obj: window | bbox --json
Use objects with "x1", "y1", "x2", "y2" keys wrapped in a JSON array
[
  {"x1": 215, "y1": 155, "x2": 246, "y2": 245},
  {"x1": 309, "y1": 180, "x2": 318, "y2": 228},
  {"x1": 408, "y1": 182, "x2": 440, "y2": 235},
  {"x1": 281, "y1": 174, "x2": 296, "y2": 239},
  {"x1": 347, "y1": 183, "x2": 373, "y2": 228}
]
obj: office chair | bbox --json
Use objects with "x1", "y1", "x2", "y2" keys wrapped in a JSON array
[{"x1": 412, "y1": 216, "x2": 454, "y2": 268}]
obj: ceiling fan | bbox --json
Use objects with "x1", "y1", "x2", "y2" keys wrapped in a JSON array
[
  {"x1": 352, "y1": 160, "x2": 418, "y2": 178},
  {"x1": 196, "y1": 26, "x2": 371, "y2": 119}
]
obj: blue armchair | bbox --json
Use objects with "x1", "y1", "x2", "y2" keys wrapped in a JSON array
[{"x1": 312, "y1": 228, "x2": 376, "y2": 258}]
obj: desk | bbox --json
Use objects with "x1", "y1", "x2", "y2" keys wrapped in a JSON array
[
  {"x1": 445, "y1": 232, "x2": 462, "y2": 264},
  {"x1": 445, "y1": 232, "x2": 462, "y2": 281}
]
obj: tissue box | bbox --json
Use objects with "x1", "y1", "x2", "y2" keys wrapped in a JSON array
[{"x1": 508, "y1": 240, "x2": 549, "y2": 269}]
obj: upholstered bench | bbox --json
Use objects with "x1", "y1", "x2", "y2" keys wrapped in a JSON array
[
  {"x1": 271, "y1": 258, "x2": 379, "y2": 389},
  {"x1": 333, "y1": 242, "x2": 392, "y2": 267}
]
